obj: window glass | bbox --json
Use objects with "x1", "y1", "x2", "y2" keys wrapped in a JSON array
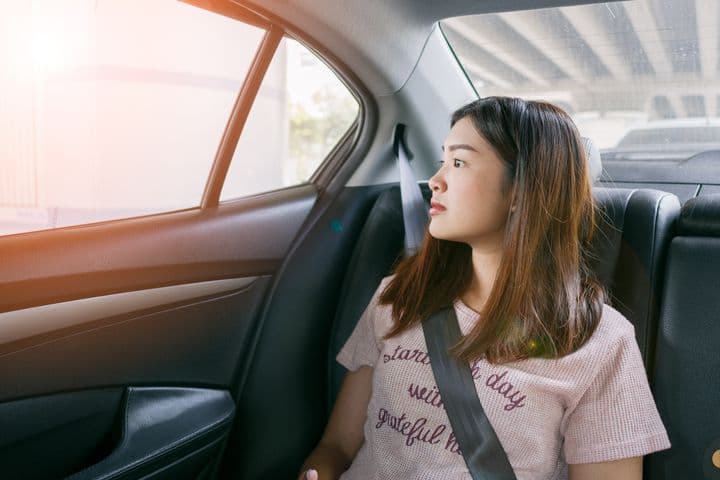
[
  {"x1": 221, "y1": 37, "x2": 359, "y2": 200},
  {"x1": 442, "y1": 0, "x2": 720, "y2": 164},
  {"x1": 618, "y1": 124, "x2": 720, "y2": 146},
  {"x1": 0, "y1": 0, "x2": 263, "y2": 235}
]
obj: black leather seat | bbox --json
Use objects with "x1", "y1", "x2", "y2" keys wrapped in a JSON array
[
  {"x1": 327, "y1": 186, "x2": 407, "y2": 408},
  {"x1": 328, "y1": 184, "x2": 680, "y2": 405},
  {"x1": 590, "y1": 188, "x2": 679, "y2": 376},
  {"x1": 646, "y1": 194, "x2": 720, "y2": 480}
]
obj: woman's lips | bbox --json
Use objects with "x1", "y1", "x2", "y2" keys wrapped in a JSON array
[{"x1": 429, "y1": 200, "x2": 446, "y2": 216}]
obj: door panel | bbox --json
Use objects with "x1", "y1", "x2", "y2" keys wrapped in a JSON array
[
  {"x1": 0, "y1": 278, "x2": 256, "y2": 347},
  {"x1": 0, "y1": 387, "x2": 235, "y2": 480},
  {"x1": 1, "y1": 388, "x2": 123, "y2": 480},
  {"x1": 68, "y1": 388, "x2": 235, "y2": 480},
  {"x1": 0, "y1": 185, "x2": 317, "y2": 313},
  {"x1": 0, "y1": 185, "x2": 318, "y2": 477},
  {"x1": 0, "y1": 276, "x2": 271, "y2": 401}
]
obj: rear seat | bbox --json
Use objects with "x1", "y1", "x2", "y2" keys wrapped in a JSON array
[
  {"x1": 328, "y1": 184, "x2": 680, "y2": 405},
  {"x1": 647, "y1": 194, "x2": 720, "y2": 479},
  {"x1": 328, "y1": 186, "x2": 406, "y2": 406},
  {"x1": 590, "y1": 188, "x2": 679, "y2": 377}
]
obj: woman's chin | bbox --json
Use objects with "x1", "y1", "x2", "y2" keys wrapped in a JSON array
[{"x1": 428, "y1": 225, "x2": 454, "y2": 242}]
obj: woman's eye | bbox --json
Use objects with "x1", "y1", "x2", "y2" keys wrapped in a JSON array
[{"x1": 453, "y1": 159, "x2": 465, "y2": 168}]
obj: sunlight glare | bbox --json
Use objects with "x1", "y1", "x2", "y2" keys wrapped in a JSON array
[{"x1": 31, "y1": 30, "x2": 68, "y2": 71}]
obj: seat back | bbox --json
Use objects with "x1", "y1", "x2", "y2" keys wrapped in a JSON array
[
  {"x1": 590, "y1": 188, "x2": 679, "y2": 375},
  {"x1": 327, "y1": 186, "x2": 410, "y2": 408},
  {"x1": 646, "y1": 194, "x2": 720, "y2": 479}
]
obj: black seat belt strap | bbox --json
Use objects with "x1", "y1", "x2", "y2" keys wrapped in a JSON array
[{"x1": 423, "y1": 307, "x2": 517, "y2": 480}]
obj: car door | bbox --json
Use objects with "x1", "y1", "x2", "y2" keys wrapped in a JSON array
[{"x1": 0, "y1": 1, "x2": 369, "y2": 478}]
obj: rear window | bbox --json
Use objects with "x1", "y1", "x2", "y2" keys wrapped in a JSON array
[
  {"x1": 441, "y1": 0, "x2": 720, "y2": 169},
  {"x1": 618, "y1": 126, "x2": 720, "y2": 146}
]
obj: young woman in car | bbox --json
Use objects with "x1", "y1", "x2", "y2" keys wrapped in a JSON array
[{"x1": 299, "y1": 96, "x2": 670, "y2": 480}]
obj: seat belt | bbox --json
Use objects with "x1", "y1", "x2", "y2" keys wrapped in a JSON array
[
  {"x1": 423, "y1": 308, "x2": 517, "y2": 480},
  {"x1": 394, "y1": 124, "x2": 516, "y2": 478},
  {"x1": 393, "y1": 124, "x2": 427, "y2": 255}
]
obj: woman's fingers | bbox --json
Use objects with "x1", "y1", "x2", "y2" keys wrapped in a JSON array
[{"x1": 305, "y1": 469, "x2": 319, "y2": 480}]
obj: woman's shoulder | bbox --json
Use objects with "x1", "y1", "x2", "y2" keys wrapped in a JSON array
[
  {"x1": 593, "y1": 303, "x2": 636, "y2": 345},
  {"x1": 554, "y1": 304, "x2": 636, "y2": 370},
  {"x1": 368, "y1": 275, "x2": 394, "y2": 305},
  {"x1": 372, "y1": 274, "x2": 396, "y2": 304},
  {"x1": 364, "y1": 275, "x2": 396, "y2": 330},
  {"x1": 552, "y1": 303, "x2": 635, "y2": 363},
  {"x1": 379, "y1": 274, "x2": 395, "y2": 288}
]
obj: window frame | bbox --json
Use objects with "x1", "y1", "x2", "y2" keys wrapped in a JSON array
[{"x1": 199, "y1": 0, "x2": 374, "y2": 206}]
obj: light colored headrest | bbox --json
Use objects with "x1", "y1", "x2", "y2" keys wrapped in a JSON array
[{"x1": 581, "y1": 137, "x2": 602, "y2": 183}]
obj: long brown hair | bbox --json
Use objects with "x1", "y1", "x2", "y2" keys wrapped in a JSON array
[{"x1": 380, "y1": 96, "x2": 605, "y2": 363}]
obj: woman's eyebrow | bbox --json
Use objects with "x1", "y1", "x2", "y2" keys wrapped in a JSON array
[{"x1": 441, "y1": 144, "x2": 478, "y2": 153}]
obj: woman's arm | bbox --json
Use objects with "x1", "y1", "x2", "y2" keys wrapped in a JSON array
[
  {"x1": 568, "y1": 456, "x2": 642, "y2": 480},
  {"x1": 298, "y1": 365, "x2": 374, "y2": 480}
]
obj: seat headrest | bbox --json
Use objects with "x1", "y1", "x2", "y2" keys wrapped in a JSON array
[
  {"x1": 581, "y1": 137, "x2": 602, "y2": 183},
  {"x1": 678, "y1": 194, "x2": 720, "y2": 236}
]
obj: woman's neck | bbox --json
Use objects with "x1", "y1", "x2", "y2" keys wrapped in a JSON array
[{"x1": 462, "y1": 247, "x2": 504, "y2": 313}]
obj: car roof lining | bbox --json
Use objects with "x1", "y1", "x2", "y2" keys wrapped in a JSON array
[{"x1": 239, "y1": 0, "x2": 614, "y2": 95}]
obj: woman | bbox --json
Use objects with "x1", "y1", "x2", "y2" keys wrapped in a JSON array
[{"x1": 299, "y1": 97, "x2": 670, "y2": 479}]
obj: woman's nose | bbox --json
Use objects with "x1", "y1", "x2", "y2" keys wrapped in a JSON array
[{"x1": 428, "y1": 169, "x2": 445, "y2": 193}]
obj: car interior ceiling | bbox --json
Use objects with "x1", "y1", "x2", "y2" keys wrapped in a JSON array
[{"x1": 1, "y1": 0, "x2": 718, "y2": 479}]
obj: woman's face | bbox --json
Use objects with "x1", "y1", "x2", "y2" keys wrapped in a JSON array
[{"x1": 428, "y1": 116, "x2": 514, "y2": 251}]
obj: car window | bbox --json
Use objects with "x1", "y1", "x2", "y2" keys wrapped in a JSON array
[
  {"x1": 220, "y1": 37, "x2": 359, "y2": 201},
  {"x1": 618, "y1": 125, "x2": 720, "y2": 146},
  {"x1": 0, "y1": 0, "x2": 264, "y2": 236},
  {"x1": 441, "y1": 0, "x2": 720, "y2": 165}
]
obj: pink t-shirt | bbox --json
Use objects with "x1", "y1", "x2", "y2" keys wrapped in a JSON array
[{"x1": 336, "y1": 277, "x2": 670, "y2": 480}]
